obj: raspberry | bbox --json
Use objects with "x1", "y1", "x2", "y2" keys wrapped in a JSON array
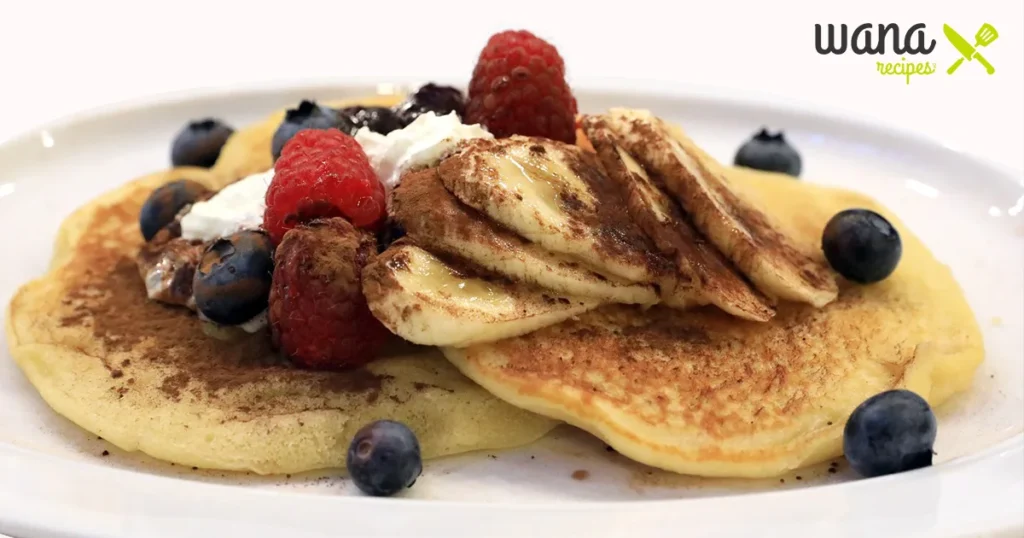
[
  {"x1": 268, "y1": 218, "x2": 390, "y2": 370},
  {"x1": 264, "y1": 129, "x2": 385, "y2": 245},
  {"x1": 465, "y1": 30, "x2": 578, "y2": 143}
]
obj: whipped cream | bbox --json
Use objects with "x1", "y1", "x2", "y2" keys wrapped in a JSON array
[
  {"x1": 180, "y1": 169, "x2": 273, "y2": 242},
  {"x1": 355, "y1": 112, "x2": 492, "y2": 191},
  {"x1": 199, "y1": 309, "x2": 268, "y2": 335},
  {"x1": 239, "y1": 310, "x2": 268, "y2": 333}
]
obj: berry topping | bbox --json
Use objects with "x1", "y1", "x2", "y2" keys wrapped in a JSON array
[
  {"x1": 271, "y1": 100, "x2": 342, "y2": 160},
  {"x1": 139, "y1": 179, "x2": 212, "y2": 241},
  {"x1": 347, "y1": 420, "x2": 422, "y2": 497},
  {"x1": 337, "y1": 106, "x2": 402, "y2": 136},
  {"x1": 843, "y1": 390, "x2": 937, "y2": 478},
  {"x1": 822, "y1": 209, "x2": 902, "y2": 283},
  {"x1": 734, "y1": 128, "x2": 803, "y2": 177},
  {"x1": 395, "y1": 83, "x2": 466, "y2": 126},
  {"x1": 264, "y1": 129, "x2": 386, "y2": 245},
  {"x1": 193, "y1": 231, "x2": 274, "y2": 326},
  {"x1": 465, "y1": 30, "x2": 578, "y2": 143},
  {"x1": 171, "y1": 119, "x2": 234, "y2": 168},
  {"x1": 268, "y1": 218, "x2": 389, "y2": 370}
]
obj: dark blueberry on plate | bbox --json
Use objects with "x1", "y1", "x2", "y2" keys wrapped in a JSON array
[
  {"x1": 734, "y1": 128, "x2": 802, "y2": 177},
  {"x1": 139, "y1": 180, "x2": 211, "y2": 241},
  {"x1": 271, "y1": 100, "x2": 341, "y2": 160},
  {"x1": 336, "y1": 106, "x2": 402, "y2": 135},
  {"x1": 843, "y1": 389, "x2": 937, "y2": 478},
  {"x1": 822, "y1": 209, "x2": 902, "y2": 283},
  {"x1": 193, "y1": 231, "x2": 274, "y2": 325},
  {"x1": 395, "y1": 83, "x2": 465, "y2": 126},
  {"x1": 171, "y1": 119, "x2": 234, "y2": 168},
  {"x1": 347, "y1": 420, "x2": 422, "y2": 497}
]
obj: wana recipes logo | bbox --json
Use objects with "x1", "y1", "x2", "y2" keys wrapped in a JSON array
[{"x1": 814, "y1": 22, "x2": 1000, "y2": 84}]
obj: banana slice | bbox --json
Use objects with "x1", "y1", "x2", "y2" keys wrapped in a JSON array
[
  {"x1": 600, "y1": 109, "x2": 838, "y2": 307},
  {"x1": 437, "y1": 137, "x2": 669, "y2": 284},
  {"x1": 391, "y1": 168, "x2": 659, "y2": 305},
  {"x1": 582, "y1": 115, "x2": 775, "y2": 322},
  {"x1": 362, "y1": 242, "x2": 600, "y2": 348}
]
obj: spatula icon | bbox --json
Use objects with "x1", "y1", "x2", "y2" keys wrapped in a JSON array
[{"x1": 946, "y1": 23, "x2": 998, "y2": 75}]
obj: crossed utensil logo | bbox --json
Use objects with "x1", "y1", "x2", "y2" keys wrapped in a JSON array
[{"x1": 944, "y1": 23, "x2": 998, "y2": 75}]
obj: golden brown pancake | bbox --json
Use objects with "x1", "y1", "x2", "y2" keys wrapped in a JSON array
[
  {"x1": 443, "y1": 168, "x2": 984, "y2": 478},
  {"x1": 5, "y1": 96, "x2": 557, "y2": 474}
]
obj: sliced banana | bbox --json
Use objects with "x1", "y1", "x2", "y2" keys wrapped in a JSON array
[
  {"x1": 362, "y1": 242, "x2": 600, "y2": 348},
  {"x1": 582, "y1": 116, "x2": 775, "y2": 322},
  {"x1": 601, "y1": 109, "x2": 838, "y2": 307},
  {"x1": 437, "y1": 137, "x2": 669, "y2": 284},
  {"x1": 391, "y1": 168, "x2": 659, "y2": 305}
]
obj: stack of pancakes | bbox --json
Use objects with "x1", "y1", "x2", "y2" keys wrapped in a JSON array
[{"x1": 5, "y1": 95, "x2": 983, "y2": 478}]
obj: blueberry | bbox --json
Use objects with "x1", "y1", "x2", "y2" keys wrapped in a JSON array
[
  {"x1": 171, "y1": 119, "x2": 234, "y2": 168},
  {"x1": 822, "y1": 209, "x2": 902, "y2": 283},
  {"x1": 347, "y1": 420, "x2": 422, "y2": 497},
  {"x1": 395, "y1": 83, "x2": 465, "y2": 126},
  {"x1": 139, "y1": 180, "x2": 211, "y2": 241},
  {"x1": 734, "y1": 128, "x2": 802, "y2": 177},
  {"x1": 271, "y1": 100, "x2": 341, "y2": 160},
  {"x1": 843, "y1": 389, "x2": 937, "y2": 478},
  {"x1": 193, "y1": 231, "x2": 274, "y2": 325},
  {"x1": 336, "y1": 106, "x2": 402, "y2": 135}
]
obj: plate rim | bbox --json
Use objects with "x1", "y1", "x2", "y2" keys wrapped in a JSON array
[
  {"x1": 1, "y1": 76, "x2": 1021, "y2": 181},
  {"x1": 1, "y1": 437, "x2": 1021, "y2": 537},
  {"x1": 1, "y1": 81, "x2": 1021, "y2": 538}
]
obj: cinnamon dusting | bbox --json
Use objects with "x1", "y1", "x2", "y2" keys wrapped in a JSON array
[{"x1": 53, "y1": 199, "x2": 399, "y2": 417}]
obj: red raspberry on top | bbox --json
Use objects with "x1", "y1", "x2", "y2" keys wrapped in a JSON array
[
  {"x1": 465, "y1": 30, "x2": 578, "y2": 144},
  {"x1": 263, "y1": 129, "x2": 385, "y2": 245},
  {"x1": 268, "y1": 217, "x2": 390, "y2": 370}
]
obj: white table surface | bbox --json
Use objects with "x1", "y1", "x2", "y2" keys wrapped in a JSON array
[{"x1": 1, "y1": 0, "x2": 1022, "y2": 174}]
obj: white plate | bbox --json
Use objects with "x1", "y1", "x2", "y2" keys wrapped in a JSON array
[{"x1": 1, "y1": 83, "x2": 1022, "y2": 538}]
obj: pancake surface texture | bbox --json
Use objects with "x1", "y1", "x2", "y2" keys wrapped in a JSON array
[
  {"x1": 444, "y1": 168, "x2": 983, "y2": 478},
  {"x1": 5, "y1": 96, "x2": 556, "y2": 474}
]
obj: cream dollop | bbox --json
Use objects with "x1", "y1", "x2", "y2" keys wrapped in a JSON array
[
  {"x1": 355, "y1": 112, "x2": 492, "y2": 191},
  {"x1": 238, "y1": 310, "x2": 268, "y2": 333},
  {"x1": 180, "y1": 169, "x2": 273, "y2": 242}
]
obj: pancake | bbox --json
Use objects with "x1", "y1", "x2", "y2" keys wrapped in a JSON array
[
  {"x1": 443, "y1": 168, "x2": 983, "y2": 478},
  {"x1": 5, "y1": 96, "x2": 557, "y2": 475}
]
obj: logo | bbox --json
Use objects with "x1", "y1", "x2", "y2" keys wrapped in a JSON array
[{"x1": 814, "y1": 22, "x2": 999, "y2": 84}]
